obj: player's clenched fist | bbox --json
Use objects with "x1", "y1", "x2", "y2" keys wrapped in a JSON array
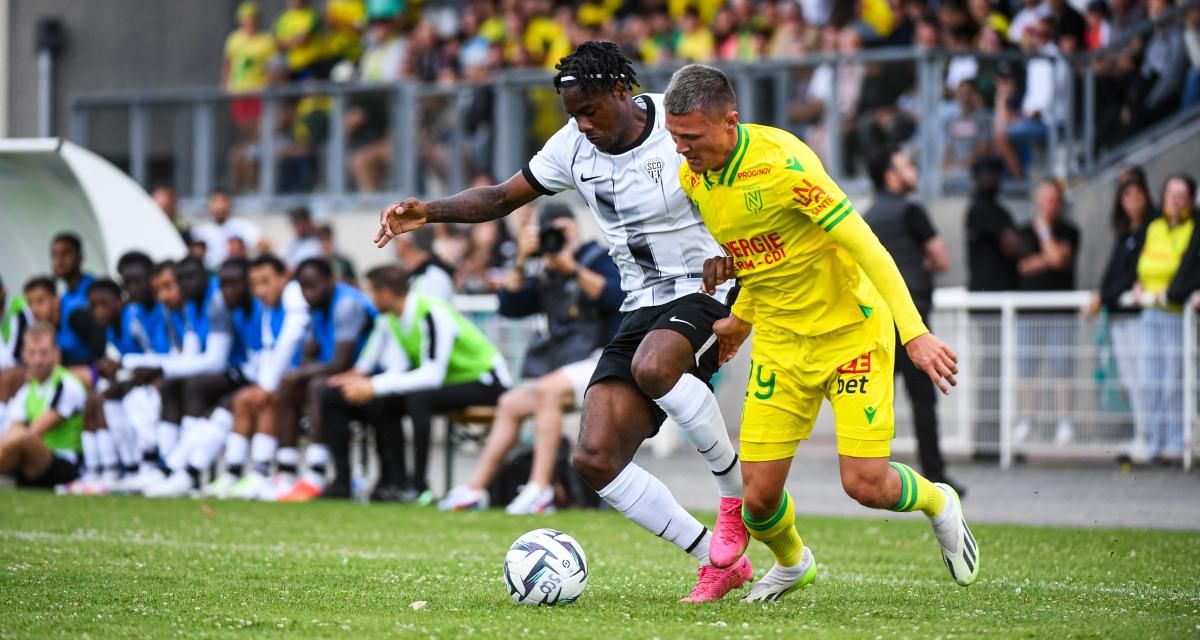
[
  {"x1": 374, "y1": 198, "x2": 429, "y2": 247},
  {"x1": 701, "y1": 256, "x2": 735, "y2": 295}
]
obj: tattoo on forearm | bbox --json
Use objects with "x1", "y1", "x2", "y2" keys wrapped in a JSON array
[{"x1": 426, "y1": 186, "x2": 508, "y2": 223}]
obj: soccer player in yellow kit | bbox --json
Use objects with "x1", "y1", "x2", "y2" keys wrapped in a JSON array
[{"x1": 664, "y1": 64, "x2": 979, "y2": 601}]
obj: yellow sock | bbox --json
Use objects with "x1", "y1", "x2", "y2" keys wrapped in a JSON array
[
  {"x1": 888, "y1": 462, "x2": 947, "y2": 518},
  {"x1": 742, "y1": 490, "x2": 805, "y2": 567}
]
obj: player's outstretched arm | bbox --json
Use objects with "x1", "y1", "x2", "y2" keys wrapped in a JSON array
[
  {"x1": 824, "y1": 213, "x2": 958, "y2": 394},
  {"x1": 374, "y1": 172, "x2": 542, "y2": 248}
]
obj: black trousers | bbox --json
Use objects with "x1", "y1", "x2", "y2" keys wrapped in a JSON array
[
  {"x1": 895, "y1": 306, "x2": 947, "y2": 481},
  {"x1": 402, "y1": 380, "x2": 505, "y2": 492},
  {"x1": 320, "y1": 380, "x2": 504, "y2": 492},
  {"x1": 320, "y1": 388, "x2": 407, "y2": 491}
]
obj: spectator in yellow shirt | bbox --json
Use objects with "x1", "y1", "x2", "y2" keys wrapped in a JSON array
[
  {"x1": 668, "y1": 0, "x2": 721, "y2": 25},
  {"x1": 275, "y1": 0, "x2": 326, "y2": 80},
  {"x1": 675, "y1": 10, "x2": 715, "y2": 61},
  {"x1": 859, "y1": 0, "x2": 897, "y2": 40},
  {"x1": 524, "y1": 11, "x2": 571, "y2": 68},
  {"x1": 1133, "y1": 175, "x2": 1197, "y2": 462},
  {"x1": 323, "y1": 0, "x2": 367, "y2": 64},
  {"x1": 224, "y1": 2, "x2": 277, "y2": 132}
]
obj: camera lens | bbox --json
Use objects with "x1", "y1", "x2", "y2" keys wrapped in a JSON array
[{"x1": 539, "y1": 228, "x2": 566, "y2": 255}]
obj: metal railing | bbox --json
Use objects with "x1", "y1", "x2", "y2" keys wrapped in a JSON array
[
  {"x1": 66, "y1": 2, "x2": 1199, "y2": 211},
  {"x1": 454, "y1": 289, "x2": 1200, "y2": 471}
]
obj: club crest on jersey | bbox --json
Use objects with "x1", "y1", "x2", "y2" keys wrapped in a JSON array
[
  {"x1": 645, "y1": 158, "x2": 665, "y2": 184},
  {"x1": 743, "y1": 188, "x2": 764, "y2": 213},
  {"x1": 792, "y1": 179, "x2": 827, "y2": 207}
]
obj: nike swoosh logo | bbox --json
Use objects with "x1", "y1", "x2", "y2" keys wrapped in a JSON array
[
  {"x1": 580, "y1": 175, "x2": 604, "y2": 183},
  {"x1": 669, "y1": 316, "x2": 696, "y2": 329}
]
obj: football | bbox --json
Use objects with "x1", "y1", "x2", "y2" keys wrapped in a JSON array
[{"x1": 502, "y1": 528, "x2": 589, "y2": 606}]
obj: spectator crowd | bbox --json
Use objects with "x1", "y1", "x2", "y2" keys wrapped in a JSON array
[
  {"x1": 214, "y1": 0, "x2": 1200, "y2": 193},
  {"x1": 964, "y1": 160, "x2": 1199, "y2": 462}
]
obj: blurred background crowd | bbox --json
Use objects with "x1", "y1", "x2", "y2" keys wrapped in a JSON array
[{"x1": 214, "y1": 0, "x2": 1200, "y2": 193}]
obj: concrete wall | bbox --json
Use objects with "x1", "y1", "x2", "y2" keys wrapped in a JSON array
[
  {"x1": 0, "y1": 0, "x2": 10, "y2": 138},
  {"x1": 4, "y1": 0, "x2": 289, "y2": 145}
]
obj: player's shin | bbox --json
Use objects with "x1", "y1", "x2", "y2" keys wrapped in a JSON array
[
  {"x1": 653, "y1": 373, "x2": 742, "y2": 498},
  {"x1": 887, "y1": 461, "x2": 946, "y2": 518},
  {"x1": 743, "y1": 489, "x2": 805, "y2": 567},
  {"x1": 596, "y1": 462, "x2": 712, "y2": 565}
]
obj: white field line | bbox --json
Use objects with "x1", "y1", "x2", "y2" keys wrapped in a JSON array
[{"x1": 2, "y1": 529, "x2": 1195, "y2": 601}]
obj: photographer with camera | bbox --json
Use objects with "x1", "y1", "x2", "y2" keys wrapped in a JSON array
[{"x1": 439, "y1": 204, "x2": 623, "y2": 514}]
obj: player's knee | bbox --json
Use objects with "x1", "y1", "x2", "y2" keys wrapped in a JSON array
[
  {"x1": 495, "y1": 389, "x2": 526, "y2": 418},
  {"x1": 232, "y1": 390, "x2": 252, "y2": 413},
  {"x1": 571, "y1": 445, "x2": 618, "y2": 489},
  {"x1": 742, "y1": 491, "x2": 783, "y2": 521},
  {"x1": 630, "y1": 353, "x2": 678, "y2": 399},
  {"x1": 841, "y1": 474, "x2": 888, "y2": 508}
]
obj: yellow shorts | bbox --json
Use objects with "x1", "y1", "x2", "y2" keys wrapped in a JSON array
[{"x1": 740, "y1": 303, "x2": 896, "y2": 462}]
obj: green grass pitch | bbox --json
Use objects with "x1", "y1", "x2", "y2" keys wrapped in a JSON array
[{"x1": 1, "y1": 491, "x2": 1197, "y2": 639}]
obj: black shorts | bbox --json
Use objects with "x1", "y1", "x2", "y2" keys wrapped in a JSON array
[
  {"x1": 185, "y1": 370, "x2": 250, "y2": 415},
  {"x1": 17, "y1": 455, "x2": 80, "y2": 489},
  {"x1": 587, "y1": 292, "x2": 731, "y2": 430}
]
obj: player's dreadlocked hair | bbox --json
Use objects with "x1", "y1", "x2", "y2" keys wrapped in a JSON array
[{"x1": 553, "y1": 41, "x2": 638, "y2": 96}]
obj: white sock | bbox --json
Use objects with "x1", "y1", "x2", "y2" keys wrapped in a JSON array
[
  {"x1": 179, "y1": 417, "x2": 198, "y2": 448},
  {"x1": 304, "y1": 444, "x2": 329, "y2": 486},
  {"x1": 187, "y1": 418, "x2": 227, "y2": 471},
  {"x1": 81, "y1": 431, "x2": 100, "y2": 476},
  {"x1": 276, "y1": 446, "x2": 300, "y2": 474},
  {"x1": 654, "y1": 374, "x2": 742, "y2": 498},
  {"x1": 156, "y1": 421, "x2": 180, "y2": 459},
  {"x1": 251, "y1": 433, "x2": 278, "y2": 473},
  {"x1": 597, "y1": 463, "x2": 711, "y2": 565},
  {"x1": 95, "y1": 428, "x2": 119, "y2": 472},
  {"x1": 165, "y1": 417, "x2": 205, "y2": 472},
  {"x1": 210, "y1": 407, "x2": 234, "y2": 434},
  {"x1": 103, "y1": 401, "x2": 139, "y2": 468},
  {"x1": 225, "y1": 433, "x2": 249, "y2": 468},
  {"x1": 124, "y1": 387, "x2": 160, "y2": 449}
]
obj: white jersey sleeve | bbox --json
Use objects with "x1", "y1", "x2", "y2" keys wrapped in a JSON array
[
  {"x1": 522, "y1": 123, "x2": 581, "y2": 195},
  {"x1": 54, "y1": 374, "x2": 88, "y2": 418}
]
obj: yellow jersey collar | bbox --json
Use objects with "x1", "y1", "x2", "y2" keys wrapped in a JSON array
[{"x1": 703, "y1": 124, "x2": 750, "y2": 189}]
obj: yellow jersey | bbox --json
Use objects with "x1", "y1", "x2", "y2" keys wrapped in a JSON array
[
  {"x1": 1137, "y1": 215, "x2": 1194, "y2": 297},
  {"x1": 681, "y1": 123, "x2": 928, "y2": 344},
  {"x1": 323, "y1": 0, "x2": 367, "y2": 62},
  {"x1": 275, "y1": 7, "x2": 323, "y2": 71},
  {"x1": 224, "y1": 30, "x2": 276, "y2": 93},
  {"x1": 523, "y1": 17, "x2": 572, "y2": 69}
]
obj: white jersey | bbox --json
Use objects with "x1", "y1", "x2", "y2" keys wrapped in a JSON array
[{"x1": 523, "y1": 93, "x2": 733, "y2": 312}]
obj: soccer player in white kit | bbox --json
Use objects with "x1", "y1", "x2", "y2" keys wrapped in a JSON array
[{"x1": 375, "y1": 42, "x2": 752, "y2": 602}]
